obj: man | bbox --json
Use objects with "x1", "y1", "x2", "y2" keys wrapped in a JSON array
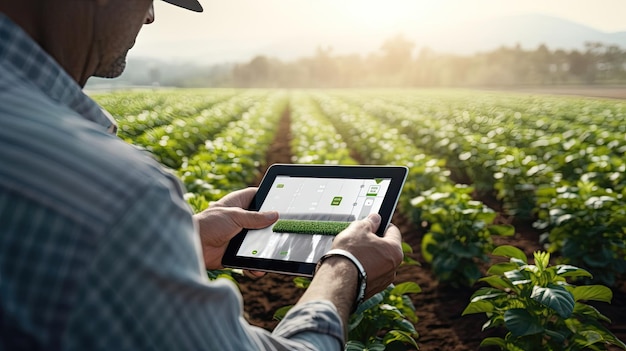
[{"x1": 0, "y1": 0, "x2": 403, "y2": 350}]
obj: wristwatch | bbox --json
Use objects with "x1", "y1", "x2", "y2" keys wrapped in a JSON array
[{"x1": 316, "y1": 249, "x2": 367, "y2": 312}]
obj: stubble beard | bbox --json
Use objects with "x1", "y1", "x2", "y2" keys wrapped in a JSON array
[{"x1": 94, "y1": 50, "x2": 129, "y2": 79}]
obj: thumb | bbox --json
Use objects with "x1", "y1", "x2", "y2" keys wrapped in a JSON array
[
  {"x1": 365, "y1": 213, "x2": 382, "y2": 232},
  {"x1": 231, "y1": 209, "x2": 279, "y2": 230}
]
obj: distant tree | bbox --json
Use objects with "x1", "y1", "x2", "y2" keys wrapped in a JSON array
[
  {"x1": 224, "y1": 35, "x2": 626, "y2": 88},
  {"x1": 379, "y1": 34, "x2": 415, "y2": 82},
  {"x1": 603, "y1": 44, "x2": 625, "y2": 81},
  {"x1": 309, "y1": 46, "x2": 339, "y2": 88},
  {"x1": 583, "y1": 41, "x2": 605, "y2": 84},
  {"x1": 233, "y1": 55, "x2": 277, "y2": 87},
  {"x1": 568, "y1": 49, "x2": 588, "y2": 82},
  {"x1": 531, "y1": 44, "x2": 551, "y2": 84}
]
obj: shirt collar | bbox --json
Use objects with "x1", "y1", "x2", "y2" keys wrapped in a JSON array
[{"x1": 0, "y1": 13, "x2": 117, "y2": 134}]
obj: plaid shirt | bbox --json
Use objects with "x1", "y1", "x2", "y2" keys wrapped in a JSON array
[{"x1": 0, "y1": 13, "x2": 343, "y2": 351}]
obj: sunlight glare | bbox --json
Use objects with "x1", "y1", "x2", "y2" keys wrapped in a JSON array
[{"x1": 330, "y1": 0, "x2": 436, "y2": 30}]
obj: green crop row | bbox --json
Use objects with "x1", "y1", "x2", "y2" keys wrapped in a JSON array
[
  {"x1": 94, "y1": 89, "x2": 238, "y2": 141},
  {"x1": 133, "y1": 91, "x2": 268, "y2": 169},
  {"x1": 178, "y1": 91, "x2": 288, "y2": 208},
  {"x1": 289, "y1": 92, "x2": 357, "y2": 165},
  {"x1": 91, "y1": 88, "x2": 625, "y2": 349},
  {"x1": 94, "y1": 89, "x2": 626, "y2": 286},
  {"x1": 311, "y1": 92, "x2": 510, "y2": 287},
  {"x1": 329, "y1": 90, "x2": 626, "y2": 285}
]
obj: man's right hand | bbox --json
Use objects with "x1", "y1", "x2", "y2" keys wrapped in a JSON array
[
  {"x1": 296, "y1": 213, "x2": 403, "y2": 336},
  {"x1": 331, "y1": 213, "x2": 403, "y2": 300}
]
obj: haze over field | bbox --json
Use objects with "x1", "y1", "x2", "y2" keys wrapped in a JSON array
[{"x1": 132, "y1": 0, "x2": 626, "y2": 63}]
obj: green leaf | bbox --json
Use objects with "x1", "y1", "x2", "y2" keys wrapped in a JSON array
[
  {"x1": 493, "y1": 245, "x2": 528, "y2": 263},
  {"x1": 293, "y1": 276, "x2": 311, "y2": 289},
  {"x1": 345, "y1": 340, "x2": 368, "y2": 351},
  {"x1": 573, "y1": 303, "x2": 611, "y2": 323},
  {"x1": 347, "y1": 311, "x2": 364, "y2": 332},
  {"x1": 504, "y1": 269, "x2": 532, "y2": 285},
  {"x1": 462, "y1": 300, "x2": 494, "y2": 315},
  {"x1": 479, "y1": 275, "x2": 515, "y2": 290},
  {"x1": 536, "y1": 186, "x2": 557, "y2": 197},
  {"x1": 488, "y1": 224, "x2": 516, "y2": 236},
  {"x1": 504, "y1": 309, "x2": 544, "y2": 337},
  {"x1": 470, "y1": 287, "x2": 508, "y2": 302},
  {"x1": 401, "y1": 241, "x2": 414, "y2": 255},
  {"x1": 487, "y1": 262, "x2": 520, "y2": 276},
  {"x1": 420, "y1": 233, "x2": 435, "y2": 263},
  {"x1": 390, "y1": 282, "x2": 422, "y2": 296},
  {"x1": 273, "y1": 305, "x2": 293, "y2": 321},
  {"x1": 571, "y1": 285, "x2": 613, "y2": 303},
  {"x1": 531, "y1": 284, "x2": 575, "y2": 318},
  {"x1": 383, "y1": 330, "x2": 419, "y2": 349},
  {"x1": 476, "y1": 211, "x2": 497, "y2": 224},
  {"x1": 584, "y1": 330, "x2": 606, "y2": 344},
  {"x1": 479, "y1": 337, "x2": 506, "y2": 348},
  {"x1": 533, "y1": 251, "x2": 550, "y2": 271},
  {"x1": 554, "y1": 265, "x2": 593, "y2": 278},
  {"x1": 395, "y1": 318, "x2": 418, "y2": 334},
  {"x1": 544, "y1": 329, "x2": 567, "y2": 344},
  {"x1": 354, "y1": 291, "x2": 385, "y2": 315}
]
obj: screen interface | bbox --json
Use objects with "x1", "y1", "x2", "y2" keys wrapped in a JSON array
[{"x1": 236, "y1": 175, "x2": 392, "y2": 263}]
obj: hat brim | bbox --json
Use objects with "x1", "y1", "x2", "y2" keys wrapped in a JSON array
[{"x1": 162, "y1": 0, "x2": 203, "y2": 12}]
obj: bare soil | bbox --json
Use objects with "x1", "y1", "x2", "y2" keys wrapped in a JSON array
[{"x1": 235, "y1": 103, "x2": 626, "y2": 350}]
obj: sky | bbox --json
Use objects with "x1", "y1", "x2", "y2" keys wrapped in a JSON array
[{"x1": 130, "y1": 0, "x2": 626, "y2": 64}]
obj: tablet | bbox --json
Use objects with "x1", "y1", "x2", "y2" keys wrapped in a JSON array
[{"x1": 222, "y1": 164, "x2": 408, "y2": 276}]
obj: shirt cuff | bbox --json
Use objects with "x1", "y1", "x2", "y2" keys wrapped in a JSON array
[{"x1": 272, "y1": 300, "x2": 344, "y2": 346}]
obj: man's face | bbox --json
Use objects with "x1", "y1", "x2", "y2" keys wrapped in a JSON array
[{"x1": 93, "y1": 0, "x2": 154, "y2": 79}]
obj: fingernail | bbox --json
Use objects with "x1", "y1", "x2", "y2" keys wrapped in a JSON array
[
  {"x1": 264, "y1": 211, "x2": 279, "y2": 221},
  {"x1": 368, "y1": 213, "x2": 381, "y2": 225}
]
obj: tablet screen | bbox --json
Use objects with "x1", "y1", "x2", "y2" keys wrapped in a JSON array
[
  {"x1": 236, "y1": 175, "x2": 392, "y2": 264},
  {"x1": 222, "y1": 164, "x2": 407, "y2": 276}
]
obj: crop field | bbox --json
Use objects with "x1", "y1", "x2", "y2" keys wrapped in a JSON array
[{"x1": 93, "y1": 89, "x2": 626, "y2": 350}]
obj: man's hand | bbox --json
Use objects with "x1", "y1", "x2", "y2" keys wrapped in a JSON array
[
  {"x1": 330, "y1": 213, "x2": 403, "y2": 300},
  {"x1": 193, "y1": 187, "x2": 278, "y2": 270},
  {"x1": 298, "y1": 214, "x2": 403, "y2": 331}
]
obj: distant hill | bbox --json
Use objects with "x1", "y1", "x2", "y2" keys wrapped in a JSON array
[
  {"x1": 247, "y1": 14, "x2": 626, "y2": 60},
  {"x1": 89, "y1": 13, "x2": 626, "y2": 89},
  {"x1": 413, "y1": 13, "x2": 626, "y2": 54}
]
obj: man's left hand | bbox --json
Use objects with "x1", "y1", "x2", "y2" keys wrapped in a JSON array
[{"x1": 193, "y1": 187, "x2": 278, "y2": 271}]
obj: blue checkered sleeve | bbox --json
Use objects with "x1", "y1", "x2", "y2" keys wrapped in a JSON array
[{"x1": 0, "y1": 11, "x2": 344, "y2": 350}]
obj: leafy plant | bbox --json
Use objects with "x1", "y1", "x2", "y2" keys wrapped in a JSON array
[
  {"x1": 274, "y1": 244, "x2": 421, "y2": 351},
  {"x1": 412, "y1": 184, "x2": 515, "y2": 287},
  {"x1": 492, "y1": 148, "x2": 553, "y2": 220},
  {"x1": 463, "y1": 245, "x2": 626, "y2": 351},
  {"x1": 345, "y1": 282, "x2": 421, "y2": 351},
  {"x1": 534, "y1": 180, "x2": 626, "y2": 286},
  {"x1": 206, "y1": 268, "x2": 241, "y2": 284},
  {"x1": 275, "y1": 280, "x2": 421, "y2": 351}
]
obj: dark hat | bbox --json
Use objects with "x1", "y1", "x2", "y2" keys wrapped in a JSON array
[{"x1": 162, "y1": 0, "x2": 203, "y2": 12}]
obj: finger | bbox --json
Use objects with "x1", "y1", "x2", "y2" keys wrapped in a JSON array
[
  {"x1": 215, "y1": 187, "x2": 258, "y2": 208},
  {"x1": 365, "y1": 213, "x2": 382, "y2": 232},
  {"x1": 342, "y1": 213, "x2": 381, "y2": 235},
  {"x1": 382, "y1": 223, "x2": 402, "y2": 244},
  {"x1": 243, "y1": 270, "x2": 266, "y2": 279}
]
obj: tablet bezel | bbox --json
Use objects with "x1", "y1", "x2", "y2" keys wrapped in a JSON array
[{"x1": 221, "y1": 164, "x2": 408, "y2": 276}]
